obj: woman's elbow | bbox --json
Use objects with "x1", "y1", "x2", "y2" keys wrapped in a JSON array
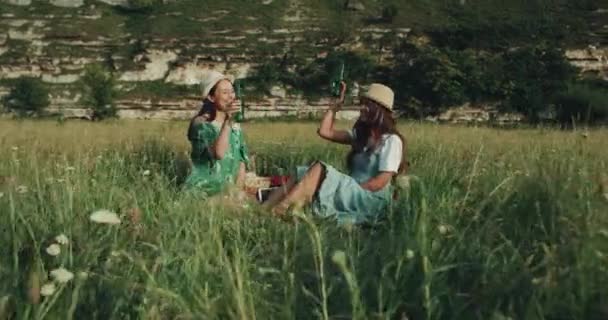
[
  {"x1": 316, "y1": 128, "x2": 325, "y2": 137},
  {"x1": 362, "y1": 176, "x2": 392, "y2": 192},
  {"x1": 211, "y1": 148, "x2": 226, "y2": 160},
  {"x1": 368, "y1": 184, "x2": 385, "y2": 192},
  {"x1": 317, "y1": 128, "x2": 331, "y2": 140},
  {"x1": 361, "y1": 182, "x2": 382, "y2": 192}
]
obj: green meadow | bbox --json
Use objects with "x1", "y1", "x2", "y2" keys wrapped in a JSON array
[{"x1": 0, "y1": 119, "x2": 607, "y2": 319}]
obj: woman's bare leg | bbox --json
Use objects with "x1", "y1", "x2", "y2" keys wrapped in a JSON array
[
  {"x1": 235, "y1": 162, "x2": 247, "y2": 188},
  {"x1": 272, "y1": 162, "x2": 324, "y2": 216},
  {"x1": 263, "y1": 178, "x2": 296, "y2": 208}
]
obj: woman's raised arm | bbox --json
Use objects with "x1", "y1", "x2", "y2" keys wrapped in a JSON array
[{"x1": 317, "y1": 81, "x2": 352, "y2": 145}]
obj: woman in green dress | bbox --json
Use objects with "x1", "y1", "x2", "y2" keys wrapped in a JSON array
[
  {"x1": 184, "y1": 71, "x2": 249, "y2": 196},
  {"x1": 265, "y1": 82, "x2": 408, "y2": 225}
]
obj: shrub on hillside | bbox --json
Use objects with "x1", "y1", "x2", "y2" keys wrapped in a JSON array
[
  {"x1": 293, "y1": 51, "x2": 376, "y2": 98},
  {"x1": 250, "y1": 62, "x2": 283, "y2": 94},
  {"x1": 429, "y1": 4, "x2": 569, "y2": 50},
  {"x1": 127, "y1": 0, "x2": 161, "y2": 12},
  {"x1": 391, "y1": 41, "x2": 577, "y2": 121},
  {"x1": 81, "y1": 64, "x2": 118, "y2": 121},
  {"x1": 381, "y1": 4, "x2": 398, "y2": 23},
  {"x1": 393, "y1": 46, "x2": 468, "y2": 115},
  {"x1": 249, "y1": 50, "x2": 377, "y2": 98},
  {"x1": 2, "y1": 77, "x2": 49, "y2": 117},
  {"x1": 448, "y1": 49, "x2": 507, "y2": 103},
  {"x1": 501, "y1": 45, "x2": 576, "y2": 122},
  {"x1": 554, "y1": 83, "x2": 608, "y2": 126},
  {"x1": 324, "y1": 51, "x2": 375, "y2": 83}
]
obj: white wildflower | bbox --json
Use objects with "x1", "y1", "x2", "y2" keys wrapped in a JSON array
[
  {"x1": 65, "y1": 166, "x2": 75, "y2": 172},
  {"x1": 40, "y1": 283, "x2": 56, "y2": 297},
  {"x1": 331, "y1": 250, "x2": 347, "y2": 266},
  {"x1": 491, "y1": 311, "x2": 514, "y2": 320},
  {"x1": 581, "y1": 132, "x2": 589, "y2": 138},
  {"x1": 16, "y1": 185, "x2": 28, "y2": 194},
  {"x1": 142, "y1": 170, "x2": 151, "y2": 176},
  {"x1": 90, "y1": 209, "x2": 121, "y2": 225},
  {"x1": 406, "y1": 249, "x2": 415, "y2": 259},
  {"x1": 77, "y1": 271, "x2": 88, "y2": 280},
  {"x1": 11, "y1": 146, "x2": 18, "y2": 151},
  {"x1": 45, "y1": 244, "x2": 61, "y2": 256},
  {"x1": 438, "y1": 225, "x2": 448, "y2": 235},
  {"x1": 257, "y1": 267, "x2": 281, "y2": 275},
  {"x1": 55, "y1": 234, "x2": 69, "y2": 245},
  {"x1": 0, "y1": 192, "x2": 4, "y2": 198},
  {"x1": 50, "y1": 267, "x2": 74, "y2": 283},
  {"x1": 395, "y1": 175, "x2": 411, "y2": 190},
  {"x1": 56, "y1": 178, "x2": 65, "y2": 183}
]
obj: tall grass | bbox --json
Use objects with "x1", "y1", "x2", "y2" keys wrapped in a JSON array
[{"x1": 1, "y1": 120, "x2": 607, "y2": 319}]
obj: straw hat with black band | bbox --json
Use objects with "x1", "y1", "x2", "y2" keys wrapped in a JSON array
[{"x1": 360, "y1": 83, "x2": 394, "y2": 113}]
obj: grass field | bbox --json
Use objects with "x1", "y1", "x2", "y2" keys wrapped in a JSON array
[{"x1": 1, "y1": 119, "x2": 607, "y2": 319}]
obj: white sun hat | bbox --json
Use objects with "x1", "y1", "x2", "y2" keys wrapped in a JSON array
[{"x1": 200, "y1": 70, "x2": 234, "y2": 98}]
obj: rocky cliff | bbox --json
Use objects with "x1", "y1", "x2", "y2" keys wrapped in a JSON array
[{"x1": 0, "y1": 0, "x2": 606, "y2": 121}]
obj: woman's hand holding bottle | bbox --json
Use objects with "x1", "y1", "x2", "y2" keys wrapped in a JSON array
[
  {"x1": 225, "y1": 99, "x2": 242, "y2": 121},
  {"x1": 331, "y1": 81, "x2": 347, "y2": 112}
]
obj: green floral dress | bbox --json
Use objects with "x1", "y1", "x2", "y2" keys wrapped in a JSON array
[{"x1": 185, "y1": 120, "x2": 249, "y2": 195}]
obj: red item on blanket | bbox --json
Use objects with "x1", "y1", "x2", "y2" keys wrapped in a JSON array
[{"x1": 270, "y1": 175, "x2": 289, "y2": 187}]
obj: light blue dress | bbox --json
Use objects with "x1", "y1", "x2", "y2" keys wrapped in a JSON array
[{"x1": 296, "y1": 136, "x2": 399, "y2": 225}]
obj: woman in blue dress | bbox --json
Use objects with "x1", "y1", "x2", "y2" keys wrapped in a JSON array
[{"x1": 265, "y1": 82, "x2": 408, "y2": 225}]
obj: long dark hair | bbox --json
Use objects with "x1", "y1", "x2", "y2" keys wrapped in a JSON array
[
  {"x1": 187, "y1": 86, "x2": 218, "y2": 141},
  {"x1": 347, "y1": 99, "x2": 408, "y2": 175}
]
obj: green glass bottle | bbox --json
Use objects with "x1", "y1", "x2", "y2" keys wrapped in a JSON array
[
  {"x1": 233, "y1": 79, "x2": 245, "y2": 122},
  {"x1": 331, "y1": 61, "x2": 345, "y2": 97}
]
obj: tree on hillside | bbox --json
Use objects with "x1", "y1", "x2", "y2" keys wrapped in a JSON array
[
  {"x1": 392, "y1": 45, "x2": 468, "y2": 116},
  {"x1": 501, "y1": 45, "x2": 576, "y2": 122},
  {"x1": 2, "y1": 77, "x2": 49, "y2": 117},
  {"x1": 81, "y1": 64, "x2": 118, "y2": 121}
]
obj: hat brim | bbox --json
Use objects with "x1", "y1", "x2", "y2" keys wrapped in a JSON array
[
  {"x1": 361, "y1": 95, "x2": 393, "y2": 112},
  {"x1": 202, "y1": 75, "x2": 234, "y2": 98}
]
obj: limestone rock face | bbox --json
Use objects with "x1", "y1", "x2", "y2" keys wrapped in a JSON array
[
  {"x1": 119, "y1": 50, "x2": 178, "y2": 82},
  {"x1": 269, "y1": 86, "x2": 286, "y2": 98},
  {"x1": 0, "y1": 66, "x2": 43, "y2": 79},
  {"x1": 0, "y1": 1, "x2": 604, "y2": 122},
  {"x1": 565, "y1": 47, "x2": 608, "y2": 78},
  {"x1": 41, "y1": 73, "x2": 81, "y2": 84},
  {"x1": 435, "y1": 104, "x2": 524, "y2": 124},
  {"x1": 3, "y1": 0, "x2": 31, "y2": 6},
  {"x1": 438, "y1": 105, "x2": 491, "y2": 123},
  {"x1": 49, "y1": 0, "x2": 84, "y2": 7},
  {"x1": 345, "y1": 0, "x2": 365, "y2": 11},
  {"x1": 8, "y1": 27, "x2": 44, "y2": 41},
  {"x1": 96, "y1": 0, "x2": 128, "y2": 6},
  {"x1": 165, "y1": 63, "x2": 231, "y2": 85}
]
